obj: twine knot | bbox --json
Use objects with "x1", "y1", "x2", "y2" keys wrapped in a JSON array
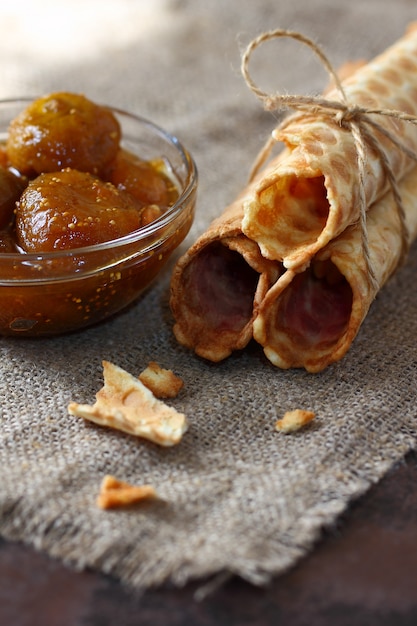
[
  {"x1": 335, "y1": 105, "x2": 363, "y2": 127},
  {"x1": 241, "y1": 29, "x2": 417, "y2": 286}
]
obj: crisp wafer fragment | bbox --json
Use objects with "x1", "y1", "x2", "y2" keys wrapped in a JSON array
[
  {"x1": 139, "y1": 361, "x2": 184, "y2": 398},
  {"x1": 275, "y1": 409, "x2": 315, "y2": 433},
  {"x1": 68, "y1": 360, "x2": 188, "y2": 446},
  {"x1": 97, "y1": 474, "x2": 157, "y2": 509}
]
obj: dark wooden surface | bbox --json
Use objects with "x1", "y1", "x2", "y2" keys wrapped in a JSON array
[{"x1": 2, "y1": 451, "x2": 417, "y2": 626}]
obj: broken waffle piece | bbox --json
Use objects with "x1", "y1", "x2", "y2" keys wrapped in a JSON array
[
  {"x1": 139, "y1": 361, "x2": 184, "y2": 398},
  {"x1": 275, "y1": 409, "x2": 315, "y2": 434},
  {"x1": 97, "y1": 474, "x2": 157, "y2": 509},
  {"x1": 68, "y1": 360, "x2": 188, "y2": 446}
]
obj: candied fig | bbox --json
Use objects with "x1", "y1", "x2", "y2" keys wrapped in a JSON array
[
  {"x1": 0, "y1": 167, "x2": 27, "y2": 229},
  {"x1": 0, "y1": 230, "x2": 17, "y2": 252},
  {"x1": 106, "y1": 149, "x2": 177, "y2": 208},
  {"x1": 6, "y1": 92, "x2": 121, "y2": 176},
  {"x1": 16, "y1": 168, "x2": 145, "y2": 252},
  {"x1": 0, "y1": 145, "x2": 8, "y2": 168}
]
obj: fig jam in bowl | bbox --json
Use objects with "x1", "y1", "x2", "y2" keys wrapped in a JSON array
[{"x1": 0, "y1": 96, "x2": 197, "y2": 336}]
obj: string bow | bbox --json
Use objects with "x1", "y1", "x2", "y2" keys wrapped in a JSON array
[{"x1": 241, "y1": 29, "x2": 417, "y2": 285}]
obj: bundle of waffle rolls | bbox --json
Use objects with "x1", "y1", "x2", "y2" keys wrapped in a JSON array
[{"x1": 170, "y1": 23, "x2": 417, "y2": 373}]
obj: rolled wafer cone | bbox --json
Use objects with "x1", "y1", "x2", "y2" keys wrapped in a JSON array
[
  {"x1": 242, "y1": 24, "x2": 417, "y2": 270},
  {"x1": 170, "y1": 182, "x2": 281, "y2": 362},
  {"x1": 252, "y1": 166, "x2": 417, "y2": 373}
]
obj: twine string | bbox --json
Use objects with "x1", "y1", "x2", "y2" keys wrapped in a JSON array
[{"x1": 241, "y1": 29, "x2": 417, "y2": 286}]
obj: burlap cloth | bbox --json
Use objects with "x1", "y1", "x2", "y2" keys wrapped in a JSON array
[{"x1": 1, "y1": 0, "x2": 417, "y2": 590}]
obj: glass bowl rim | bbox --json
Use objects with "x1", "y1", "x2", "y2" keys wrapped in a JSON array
[{"x1": 0, "y1": 97, "x2": 198, "y2": 262}]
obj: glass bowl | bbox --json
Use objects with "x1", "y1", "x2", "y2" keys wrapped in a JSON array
[{"x1": 0, "y1": 99, "x2": 197, "y2": 336}]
